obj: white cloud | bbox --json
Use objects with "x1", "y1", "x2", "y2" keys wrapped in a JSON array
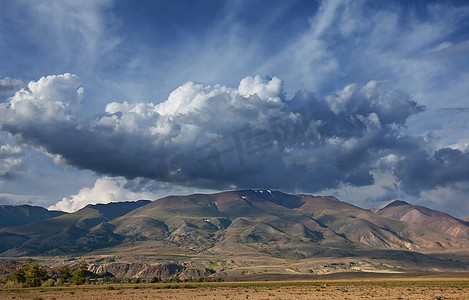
[
  {"x1": 0, "y1": 77, "x2": 24, "y2": 94},
  {"x1": 1, "y1": 73, "x2": 82, "y2": 124},
  {"x1": 238, "y1": 75, "x2": 283, "y2": 102},
  {"x1": 49, "y1": 176, "x2": 159, "y2": 213},
  {"x1": 155, "y1": 82, "x2": 236, "y2": 116},
  {"x1": 447, "y1": 141, "x2": 469, "y2": 152},
  {"x1": 96, "y1": 75, "x2": 287, "y2": 148},
  {"x1": 0, "y1": 138, "x2": 23, "y2": 182},
  {"x1": 48, "y1": 176, "x2": 221, "y2": 212}
]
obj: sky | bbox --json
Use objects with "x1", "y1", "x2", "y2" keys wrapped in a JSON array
[{"x1": 0, "y1": 0, "x2": 469, "y2": 217}]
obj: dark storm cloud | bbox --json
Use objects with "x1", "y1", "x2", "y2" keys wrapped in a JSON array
[
  {"x1": 0, "y1": 73, "x2": 468, "y2": 195},
  {"x1": 395, "y1": 147, "x2": 469, "y2": 196}
]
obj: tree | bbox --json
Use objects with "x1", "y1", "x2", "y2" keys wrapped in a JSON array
[
  {"x1": 25, "y1": 263, "x2": 44, "y2": 287},
  {"x1": 58, "y1": 266, "x2": 70, "y2": 282},
  {"x1": 70, "y1": 261, "x2": 87, "y2": 285},
  {"x1": 8, "y1": 266, "x2": 26, "y2": 284}
]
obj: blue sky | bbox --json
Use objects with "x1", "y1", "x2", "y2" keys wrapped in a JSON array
[{"x1": 1, "y1": 0, "x2": 469, "y2": 217}]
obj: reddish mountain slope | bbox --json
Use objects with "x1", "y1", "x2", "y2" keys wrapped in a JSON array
[{"x1": 372, "y1": 200, "x2": 469, "y2": 238}]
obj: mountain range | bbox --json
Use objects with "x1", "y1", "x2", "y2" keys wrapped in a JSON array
[{"x1": 1, "y1": 190, "x2": 469, "y2": 278}]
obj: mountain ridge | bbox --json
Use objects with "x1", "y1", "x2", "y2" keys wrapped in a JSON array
[
  {"x1": 1, "y1": 191, "x2": 468, "y2": 272},
  {"x1": 0, "y1": 204, "x2": 65, "y2": 228},
  {"x1": 370, "y1": 200, "x2": 410, "y2": 214},
  {"x1": 2, "y1": 190, "x2": 469, "y2": 277}
]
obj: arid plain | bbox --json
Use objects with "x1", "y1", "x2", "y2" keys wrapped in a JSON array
[{"x1": 1, "y1": 277, "x2": 469, "y2": 300}]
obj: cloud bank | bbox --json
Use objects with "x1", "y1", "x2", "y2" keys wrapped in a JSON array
[
  {"x1": 48, "y1": 176, "x2": 159, "y2": 212},
  {"x1": 2, "y1": 72, "x2": 468, "y2": 206}
]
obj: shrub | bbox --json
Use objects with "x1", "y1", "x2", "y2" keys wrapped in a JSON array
[
  {"x1": 58, "y1": 266, "x2": 70, "y2": 282},
  {"x1": 8, "y1": 266, "x2": 26, "y2": 284},
  {"x1": 25, "y1": 263, "x2": 45, "y2": 287},
  {"x1": 70, "y1": 261, "x2": 87, "y2": 285}
]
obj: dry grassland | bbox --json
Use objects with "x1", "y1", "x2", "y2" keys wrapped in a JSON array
[{"x1": 1, "y1": 278, "x2": 469, "y2": 300}]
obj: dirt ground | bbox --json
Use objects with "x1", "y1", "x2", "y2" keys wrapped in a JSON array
[{"x1": 1, "y1": 278, "x2": 468, "y2": 300}]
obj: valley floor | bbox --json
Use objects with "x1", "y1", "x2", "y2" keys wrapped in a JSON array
[{"x1": 1, "y1": 277, "x2": 469, "y2": 300}]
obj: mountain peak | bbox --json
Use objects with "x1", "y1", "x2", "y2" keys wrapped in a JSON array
[
  {"x1": 80, "y1": 200, "x2": 152, "y2": 220},
  {"x1": 371, "y1": 199, "x2": 409, "y2": 214}
]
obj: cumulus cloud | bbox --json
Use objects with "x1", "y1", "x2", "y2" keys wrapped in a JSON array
[
  {"x1": 0, "y1": 138, "x2": 23, "y2": 182},
  {"x1": 0, "y1": 77, "x2": 24, "y2": 94},
  {"x1": 48, "y1": 176, "x2": 159, "y2": 212},
  {"x1": 48, "y1": 175, "x2": 222, "y2": 212},
  {"x1": 3, "y1": 73, "x2": 83, "y2": 124},
  {"x1": 1, "y1": 73, "x2": 469, "y2": 201}
]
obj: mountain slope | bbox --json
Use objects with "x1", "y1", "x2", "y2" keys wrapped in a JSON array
[
  {"x1": 0, "y1": 205, "x2": 65, "y2": 228},
  {"x1": 1, "y1": 191, "x2": 469, "y2": 259},
  {"x1": 110, "y1": 191, "x2": 352, "y2": 256},
  {"x1": 0, "y1": 200, "x2": 151, "y2": 255},
  {"x1": 372, "y1": 200, "x2": 469, "y2": 239},
  {"x1": 111, "y1": 190, "x2": 469, "y2": 256}
]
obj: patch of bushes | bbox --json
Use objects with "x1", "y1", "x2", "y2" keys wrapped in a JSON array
[{"x1": 7, "y1": 263, "x2": 45, "y2": 287}]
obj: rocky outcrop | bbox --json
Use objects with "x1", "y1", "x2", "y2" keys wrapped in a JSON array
[
  {"x1": 88, "y1": 262, "x2": 182, "y2": 279},
  {"x1": 178, "y1": 266, "x2": 215, "y2": 280},
  {"x1": 88, "y1": 262, "x2": 215, "y2": 279}
]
